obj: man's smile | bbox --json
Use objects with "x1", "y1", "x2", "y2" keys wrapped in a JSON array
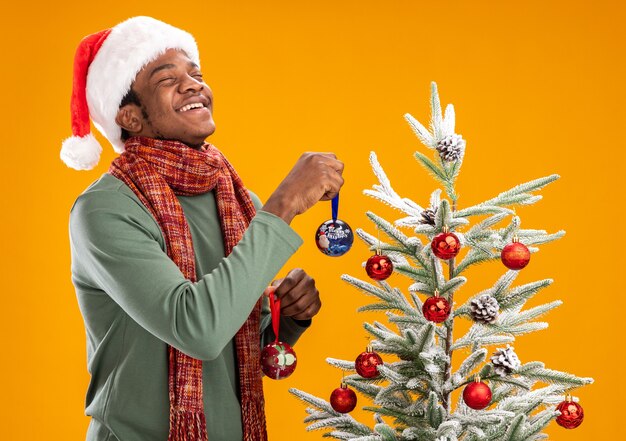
[
  {"x1": 176, "y1": 95, "x2": 211, "y2": 113},
  {"x1": 178, "y1": 102, "x2": 205, "y2": 112}
]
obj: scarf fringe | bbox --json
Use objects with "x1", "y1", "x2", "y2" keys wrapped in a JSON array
[
  {"x1": 241, "y1": 398, "x2": 267, "y2": 441},
  {"x1": 168, "y1": 408, "x2": 208, "y2": 441}
]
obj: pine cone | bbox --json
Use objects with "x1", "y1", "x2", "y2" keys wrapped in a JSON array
[
  {"x1": 419, "y1": 208, "x2": 436, "y2": 225},
  {"x1": 470, "y1": 294, "x2": 500, "y2": 324},
  {"x1": 436, "y1": 134, "x2": 466, "y2": 162},
  {"x1": 491, "y1": 345, "x2": 521, "y2": 377}
]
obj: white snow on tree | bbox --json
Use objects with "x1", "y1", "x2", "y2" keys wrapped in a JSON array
[{"x1": 289, "y1": 82, "x2": 593, "y2": 441}]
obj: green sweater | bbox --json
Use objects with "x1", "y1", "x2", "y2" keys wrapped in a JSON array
[{"x1": 68, "y1": 172, "x2": 307, "y2": 441}]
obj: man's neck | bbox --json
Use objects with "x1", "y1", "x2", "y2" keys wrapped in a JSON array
[{"x1": 132, "y1": 135, "x2": 206, "y2": 151}]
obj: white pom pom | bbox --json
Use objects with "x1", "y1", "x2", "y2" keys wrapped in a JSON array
[{"x1": 60, "y1": 134, "x2": 103, "y2": 170}]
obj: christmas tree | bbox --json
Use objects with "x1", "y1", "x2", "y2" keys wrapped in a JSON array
[{"x1": 289, "y1": 82, "x2": 593, "y2": 440}]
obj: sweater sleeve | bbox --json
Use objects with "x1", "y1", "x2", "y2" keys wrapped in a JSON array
[
  {"x1": 69, "y1": 189, "x2": 303, "y2": 361},
  {"x1": 246, "y1": 191, "x2": 312, "y2": 348}
]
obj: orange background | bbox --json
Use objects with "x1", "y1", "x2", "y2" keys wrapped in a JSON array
[{"x1": 0, "y1": 1, "x2": 623, "y2": 439}]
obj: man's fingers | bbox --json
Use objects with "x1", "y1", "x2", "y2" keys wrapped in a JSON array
[
  {"x1": 326, "y1": 158, "x2": 344, "y2": 175},
  {"x1": 319, "y1": 172, "x2": 344, "y2": 201},
  {"x1": 274, "y1": 269, "x2": 305, "y2": 300},
  {"x1": 270, "y1": 278, "x2": 284, "y2": 288},
  {"x1": 277, "y1": 271, "x2": 311, "y2": 308},
  {"x1": 320, "y1": 192, "x2": 338, "y2": 201},
  {"x1": 273, "y1": 268, "x2": 321, "y2": 319},
  {"x1": 316, "y1": 152, "x2": 337, "y2": 160},
  {"x1": 281, "y1": 289, "x2": 320, "y2": 317},
  {"x1": 314, "y1": 152, "x2": 344, "y2": 175},
  {"x1": 332, "y1": 159, "x2": 345, "y2": 175},
  {"x1": 291, "y1": 297, "x2": 322, "y2": 321}
]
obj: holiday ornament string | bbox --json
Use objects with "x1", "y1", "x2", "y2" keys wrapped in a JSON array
[{"x1": 260, "y1": 286, "x2": 297, "y2": 379}]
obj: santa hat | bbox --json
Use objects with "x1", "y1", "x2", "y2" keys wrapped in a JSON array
[{"x1": 60, "y1": 16, "x2": 200, "y2": 170}]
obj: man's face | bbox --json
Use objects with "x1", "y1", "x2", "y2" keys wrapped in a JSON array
[{"x1": 118, "y1": 48, "x2": 215, "y2": 147}]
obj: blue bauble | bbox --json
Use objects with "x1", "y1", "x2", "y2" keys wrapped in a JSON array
[{"x1": 315, "y1": 219, "x2": 354, "y2": 257}]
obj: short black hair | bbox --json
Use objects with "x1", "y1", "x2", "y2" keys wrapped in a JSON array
[{"x1": 119, "y1": 88, "x2": 142, "y2": 142}]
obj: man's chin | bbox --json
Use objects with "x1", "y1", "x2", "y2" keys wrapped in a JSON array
[
  {"x1": 195, "y1": 120, "x2": 216, "y2": 138},
  {"x1": 183, "y1": 122, "x2": 216, "y2": 145},
  {"x1": 204, "y1": 122, "x2": 216, "y2": 137}
]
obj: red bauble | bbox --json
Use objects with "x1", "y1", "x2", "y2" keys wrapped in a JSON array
[
  {"x1": 365, "y1": 253, "x2": 394, "y2": 280},
  {"x1": 355, "y1": 348, "x2": 383, "y2": 378},
  {"x1": 556, "y1": 398, "x2": 584, "y2": 429},
  {"x1": 422, "y1": 295, "x2": 451, "y2": 323},
  {"x1": 260, "y1": 341, "x2": 297, "y2": 380},
  {"x1": 501, "y1": 239, "x2": 531, "y2": 270},
  {"x1": 463, "y1": 380, "x2": 492, "y2": 410},
  {"x1": 330, "y1": 383, "x2": 357, "y2": 413},
  {"x1": 431, "y1": 231, "x2": 461, "y2": 260}
]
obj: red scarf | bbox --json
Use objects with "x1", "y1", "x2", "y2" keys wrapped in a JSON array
[{"x1": 109, "y1": 136, "x2": 267, "y2": 441}]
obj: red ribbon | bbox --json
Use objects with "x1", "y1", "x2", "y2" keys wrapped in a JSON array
[{"x1": 267, "y1": 286, "x2": 281, "y2": 343}]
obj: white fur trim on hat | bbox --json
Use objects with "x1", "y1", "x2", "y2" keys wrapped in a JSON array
[
  {"x1": 60, "y1": 134, "x2": 103, "y2": 171},
  {"x1": 87, "y1": 16, "x2": 200, "y2": 153}
]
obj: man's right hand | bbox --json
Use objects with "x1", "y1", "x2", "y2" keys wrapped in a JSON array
[{"x1": 261, "y1": 152, "x2": 344, "y2": 224}]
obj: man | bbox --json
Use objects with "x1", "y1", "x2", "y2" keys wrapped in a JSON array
[{"x1": 61, "y1": 16, "x2": 344, "y2": 441}]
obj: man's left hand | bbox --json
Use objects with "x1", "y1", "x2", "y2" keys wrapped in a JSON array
[{"x1": 267, "y1": 269, "x2": 321, "y2": 321}]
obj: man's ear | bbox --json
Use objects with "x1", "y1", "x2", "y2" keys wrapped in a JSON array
[{"x1": 115, "y1": 105, "x2": 143, "y2": 135}]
